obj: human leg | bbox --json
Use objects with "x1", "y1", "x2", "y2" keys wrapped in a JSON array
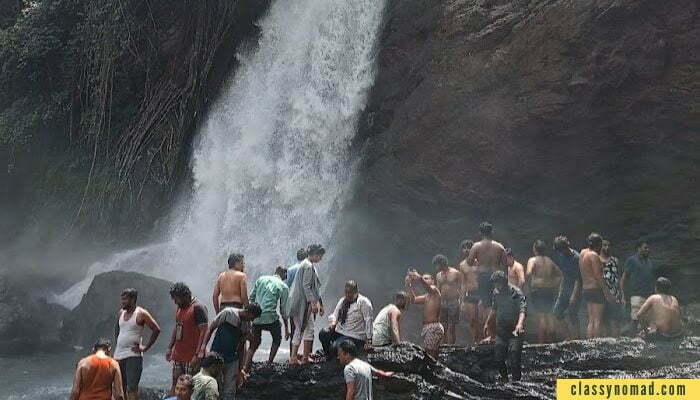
[
  {"x1": 493, "y1": 335, "x2": 509, "y2": 381},
  {"x1": 319, "y1": 327, "x2": 341, "y2": 359},
  {"x1": 268, "y1": 321, "x2": 282, "y2": 363},
  {"x1": 507, "y1": 336, "x2": 524, "y2": 381},
  {"x1": 221, "y1": 361, "x2": 238, "y2": 400}
]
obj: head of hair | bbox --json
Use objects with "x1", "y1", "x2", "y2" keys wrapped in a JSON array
[
  {"x1": 337, "y1": 339, "x2": 359, "y2": 357},
  {"x1": 553, "y1": 235, "x2": 571, "y2": 250},
  {"x1": 201, "y1": 352, "x2": 225, "y2": 369},
  {"x1": 490, "y1": 270, "x2": 508, "y2": 285},
  {"x1": 307, "y1": 244, "x2": 326, "y2": 256},
  {"x1": 637, "y1": 240, "x2": 649, "y2": 249},
  {"x1": 227, "y1": 253, "x2": 244, "y2": 269},
  {"x1": 505, "y1": 247, "x2": 513, "y2": 257},
  {"x1": 479, "y1": 221, "x2": 494, "y2": 236},
  {"x1": 275, "y1": 266, "x2": 287, "y2": 276},
  {"x1": 93, "y1": 338, "x2": 111, "y2": 353},
  {"x1": 432, "y1": 254, "x2": 448, "y2": 268},
  {"x1": 395, "y1": 291, "x2": 407, "y2": 302},
  {"x1": 655, "y1": 277, "x2": 672, "y2": 294},
  {"x1": 460, "y1": 239, "x2": 474, "y2": 250},
  {"x1": 602, "y1": 239, "x2": 611, "y2": 245},
  {"x1": 588, "y1": 232, "x2": 603, "y2": 249},
  {"x1": 296, "y1": 248, "x2": 308, "y2": 261},
  {"x1": 177, "y1": 374, "x2": 194, "y2": 391},
  {"x1": 344, "y1": 280, "x2": 359, "y2": 293},
  {"x1": 121, "y1": 288, "x2": 138, "y2": 300},
  {"x1": 244, "y1": 303, "x2": 263, "y2": 318},
  {"x1": 533, "y1": 239, "x2": 547, "y2": 255},
  {"x1": 169, "y1": 282, "x2": 192, "y2": 299}
]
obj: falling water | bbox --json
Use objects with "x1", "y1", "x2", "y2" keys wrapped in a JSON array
[{"x1": 56, "y1": 0, "x2": 386, "y2": 308}]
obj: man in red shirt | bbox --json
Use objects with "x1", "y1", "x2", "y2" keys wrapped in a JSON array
[{"x1": 166, "y1": 282, "x2": 209, "y2": 396}]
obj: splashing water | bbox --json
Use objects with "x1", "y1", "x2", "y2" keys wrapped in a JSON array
[{"x1": 55, "y1": 0, "x2": 386, "y2": 308}]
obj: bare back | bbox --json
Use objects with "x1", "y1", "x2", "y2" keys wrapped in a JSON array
[
  {"x1": 468, "y1": 239, "x2": 507, "y2": 273},
  {"x1": 216, "y1": 270, "x2": 247, "y2": 304},
  {"x1": 437, "y1": 267, "x2": 462, "y2": 300},
  {"x1": 642, "y1": 294, "x2": 682, "y2": 335},
  {"x1": 459, "y1": 259, "x2": 479, "y2": 292},
  {"x1": 580, "y1": 251, "x2": 603, "y2": 290},
  {"x1": 508, "y1": 261, "x2": 525, "y2": 289},
  {"x1": 526, "y1": 256, "x2": 561, "y2": 289}
]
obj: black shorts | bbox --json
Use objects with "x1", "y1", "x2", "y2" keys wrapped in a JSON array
[
  {"x1": 530, "y1": 288, "x2": 556, "y2": 312},
  {"x1": 253, "y1": 320, "x2": 282, "y2": 345},
  {"x1": 117, "y1": 356, "x2": 143, "y2": 391},
  {"x1": 583, "y1": 289, "x2": 605, "y2": 305}
]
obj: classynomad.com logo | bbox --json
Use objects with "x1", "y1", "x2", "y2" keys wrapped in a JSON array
[{"x1": 556, "y1": 379, "x2": 699, "y2": 399}]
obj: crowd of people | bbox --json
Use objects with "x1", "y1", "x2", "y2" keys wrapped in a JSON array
[{"x1": 70, "y1": 222, "x2": 685, "y2": 400}]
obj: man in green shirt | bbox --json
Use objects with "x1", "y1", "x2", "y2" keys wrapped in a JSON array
[
  {"x1": 244, "y1": 266, "x2": 290, "y2": 369},
  {"x1": 192, "y1": 352, "x2": 224, "y2": 400}
]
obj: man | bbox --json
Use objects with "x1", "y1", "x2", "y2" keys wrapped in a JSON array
[
  {"x1": 320, "y1": 280, "x2": 374, "y2": 359},
  {"x1": 338, "y1": 340, "x2": 393, "y2": 400},
  {"x1": 600, "y1": 239, "x2": 624, "y2": 337},
  {"x1": 114, "y1": 288, "x2": 161, "y2": 400},
  {"x1": 579, "y1": 233, "x2": 612, "y2": 339},
  {"x1": 288, "y1": 244, "x2": 326, "y2": 364},
  {"x1": 372, "y1": 291, "x2": 408, "y2": 347},
  {"x1": 434, "y1": 254, "x2": 462, "y2": 344},
  {"x1": 70, "y1": 338, "x2": 125, "y2": 400},
  {"x1": 285, "y1": 248, "x2": 307, "y2": 356},
  {"x1": 201, "y1": 303, "x2": 262, "y2": 400},
  {"x1": 192, "y1": 352, "x2": 225, "y2": 400},
  {"x1": 552, "y1": 235, "x2": 581, "y2": 340},
  {"x1": 167, "y1": 282, "x2": 209, "y2": 396},
  {"x1": 506, "y1": 248, "x2": 525, "y2": 289},
  {"x1": 245, "y1": 266, "x2": 289, "y2": 368},
  {"x1": 483, "y1": 271, "x2": 527, "y2": 382},
  {"x1": 467, "y1": 222, "x2": 508, "y2": 338},
  {"x1": 164, "y1": 375, "x2": 194, "y2": 400},
  {"x1": 459, "y1": 240, "x2": 481, "y2": 344},
  {"x1": 636, "y1": 277, "x2": 684, "y2": 343},
  {"x1": 621, "y1": 241, "x2": 657, "y2": 329},
  {"x1": 213, "y1": 253, "x2": 249, "y2": 313},
  {"x1": 525, "y1": 240, "x2": 561, "y2": 343},
  {"x1": 406, "y1": 269, "x2": 443, "y2": 358}
]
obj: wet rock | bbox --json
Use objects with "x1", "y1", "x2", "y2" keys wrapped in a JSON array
[{"x1": 61, "y1": 271, "x2": 175, "y2": 351}]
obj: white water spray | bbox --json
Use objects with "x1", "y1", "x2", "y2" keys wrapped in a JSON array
[{"x1": 56, "y1": 0, "x2": 386, "y2": 308}]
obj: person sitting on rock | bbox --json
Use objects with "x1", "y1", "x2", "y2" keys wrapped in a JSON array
[
  {"x1": 320, "y1": 280, "x2": 374, "y2": 360},
  {"x1": 483, "y1": 271, "x2": 527, "y2": 382},
  {"x1": 192, "y1": 352, "x2": 225, "y2": 400},
  {"x1": 164, "y1": 374, "x2": 194, "y2": 400},
  {"x1": 200, "y1": 303, "x2": 261, "y2": 400},
  {"x1": 405, "y1": 269, "x2": 443, "y2": 359},
  {"x1": 372, "y1": 291, "x2": 408, "y2": 347},
  {"x1": 636, "y1": 277, "x2": 684, "y2": 344},
  {"x1": 70, "y1": 338, "x2": 125, "y2": 400},
  {"x1": 338, "y1": 340, "x2": 393, "y2": 400},
  {"x1": 213, "y1": 253, "x2": 249, "y2": 313}
]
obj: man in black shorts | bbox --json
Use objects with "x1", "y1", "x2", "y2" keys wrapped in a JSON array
[{"x1": 552, "y1": 236, "x2": 581, "y2": 340}]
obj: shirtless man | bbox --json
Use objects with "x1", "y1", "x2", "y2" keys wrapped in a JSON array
[
  {"x1": 435, "y1": 254, "x2": 462, "y2": 345},
  {"x1": 467, "y1": 222, "x2": 508, "y2": 338},
  {"x1": 579, "y1": 233, "x2": 611, "y2": 339},
  {"x1": 459, "y1": 240, "x2": 481, "y2": 344},
  {"x1": 406, "y1": 269, "x2": 443, "y2": 359},
  {"x1": 506, "y1": 248, "x2": 525, "y2": 289},
  {"x1": 636, "y1": 277, "x2": 684, "y2": 343},
  {"x1": 525, "y1": 240, "x2": 561, "y2": 343},
  {"x1": 213, "y1": 253, "x2": 249, "y2": 313}
]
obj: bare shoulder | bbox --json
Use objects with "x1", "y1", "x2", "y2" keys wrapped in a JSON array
[{"x1": 495, "y1": 241, "x2": 506, "y2": 251}]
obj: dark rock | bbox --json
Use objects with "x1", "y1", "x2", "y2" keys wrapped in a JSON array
[{"x1": 61, "y1": 271, "x2": 175, "y2": 351}]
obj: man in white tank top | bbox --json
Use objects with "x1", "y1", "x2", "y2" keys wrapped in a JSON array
[{"x1": 114, "y1": 288, "x2": 162, "y2": 400}]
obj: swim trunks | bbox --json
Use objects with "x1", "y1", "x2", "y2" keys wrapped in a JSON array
[
  {"x1": 221, "y1": 301, "x2": 244, "y2": 309},
  {"x1": 583, "y1": 289, "x2": 605, "y2": 304},
  {"x1": 530, "y1": 287, "x2": 556, "y2": 312},
  {"x1": 440, "y1": 298, "x2": 460, "y2": 324},
  {"x1": 642, "y1": 329, "x2": 684, "y2": 345},
  {"x1": 477, "y1": 271, "x2": 494, "y2": 303},
  {"x1": 421, "y1": 322, "x2": 445, "y2": 351}
]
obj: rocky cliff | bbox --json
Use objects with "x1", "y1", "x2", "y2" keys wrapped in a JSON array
[{"x1": 338, "y1": 0, "x2": 699, "y2": 301}]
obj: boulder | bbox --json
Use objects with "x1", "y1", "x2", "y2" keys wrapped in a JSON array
[{"x1": 61, "y1": 271, "x2": 176, "y2": 351}]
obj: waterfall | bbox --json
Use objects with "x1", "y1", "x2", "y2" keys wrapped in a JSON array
[{"x1": 55, "y1": 0, "x2": 386, "y2": 308}]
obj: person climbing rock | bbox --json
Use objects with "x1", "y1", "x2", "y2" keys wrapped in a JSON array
[{"x1": 245, "y1": 266, "x2": 289, "y2": 368}]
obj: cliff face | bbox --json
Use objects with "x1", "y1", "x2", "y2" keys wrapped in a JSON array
[{"x1": 339, "y1": 0, "x2": 700, "y2": 300}]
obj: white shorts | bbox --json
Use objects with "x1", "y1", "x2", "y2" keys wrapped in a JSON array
[{"x1": 292, "y1": 307, "x2": 315, "y2": 346}]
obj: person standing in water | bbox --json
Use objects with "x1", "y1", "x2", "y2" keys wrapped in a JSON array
[
  {"x1": 167, "y1": 283, "x2": 209, "y2": 396},
  {"x1": 213, "y1": 253, "x2": 249, "y2": 313},
  {"x1": 435, "y1": 254, "x2": 462, "y2": 345},
  {"x1": 525, "y1": 240, "x2": 561, "y2": 343},
  {"x1": 320, "y1": 280, "x2": 374, "y2": 359},
  {"x1": 484, "y1": 271, "x2": 527, "y2": 382},
  {"x1": 372, "y1": 291, "x2": 408, "y2": 347},
  {"x1": 406, "y1": 269, "x2": 443, "y2": 359},
  {"x1": 636, "y1": 277, "x2": 684, "y2": 343},
  {"x1": 338, "y1": 340, "x2": 393, "y2": 400},
  {"x1": 459, "y1": 240, "x2": 481, "y2": 344},
  {"x1": 289, "y1": 244, "x2": 326, "y2": 364},
  {"x1": 467, "y1": 222, "x2": 508, "y2": 338},
  {"x1": 113, "y1": 288, "x2": 161, "y2": 400},
  {"x1": 552, "y1": 235, "x2": 581, "y2": 340},
  {"x1": 600, "y1": 239, "x2": 624, "y2": 337},
  {"x1": 70, "y1": 338, "x2": 125, "y2": 400},
  {"x1": 245, "y1": 266, "x2": 289, "y2": 368},
  {"x1": 621, "y1": 241, "x2": 657, "y2": 330},
  {"x1": 579, "y1": 233, "x2": 610, "y2": 339},
  {"x1": 506, "y1": 248, "x2": 525, "y2": 289}
]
